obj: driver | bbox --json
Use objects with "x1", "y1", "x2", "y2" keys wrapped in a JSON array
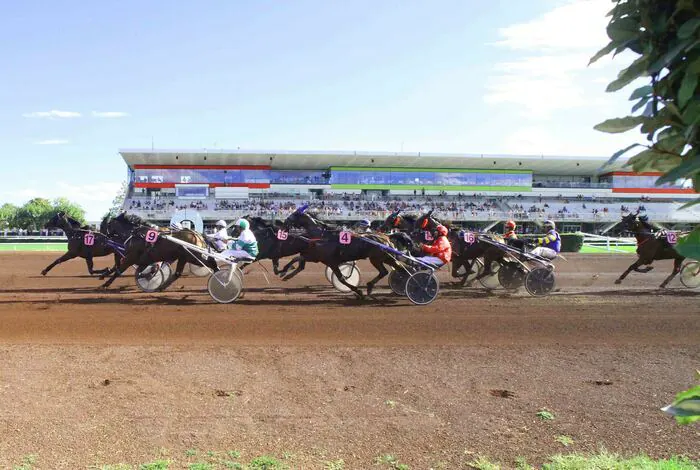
[
  {"x1": 222, "y1": 218, "x2": 259, "y2": 261},
  {"x1": 208, "y1": 220, "x2": 230, "y2": 252},
  {"x1": 354, "y1": 219, "x2": 372, "y2": 233},
  {"x1": 503, "y1": 220, "x2": 518, "y2": 240},
  {"x1": 531, "y1": 220, "x2": 560, "y2": 260},
  {"x1": 417, "y1": 224, "x2": 452, "y2": 267}
]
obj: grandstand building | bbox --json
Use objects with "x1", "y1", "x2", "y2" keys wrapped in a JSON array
[{"x1": 119, "y1": 149, "x2": 699, "y2": 234}]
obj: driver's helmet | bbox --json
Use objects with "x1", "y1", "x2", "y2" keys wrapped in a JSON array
[
  {"x1": 544, "y1": 220, "x2": 556, "y2": 230},
  {"x1": 505, "y1": 220, "x2": 516, "y2": 230},
  {"x1": 436, "y1": 224, "x2": 448, "y2": 236},
  {"x1": 358, "y1": 219, "x2": 371, "y2": 227},
  {"x1": 235, "y1": 218, "x2": 250, "y2": 230},
  {"x1": 215, "y1": 220, "x2": 227, "y2": 229},
  {"x1": 170, "y1": 221, "x2": 183, "y2": 231}
]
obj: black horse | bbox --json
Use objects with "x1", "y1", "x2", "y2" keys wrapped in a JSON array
[
  {"x1": 615, "y1": 212, "x2": 685, "y2": 288},
  {"x1": 244, "y1": 216, "x2": 310, "y2": 280},
  {"x1": 42, "y1": 212, "x2": 123, "y2": 276},
  {"x1": 283, "y1": 208, "x2": 406, "y2": 298},
  {"x1": 99, "y1": 213, "x2": 219, "y2": 290}
]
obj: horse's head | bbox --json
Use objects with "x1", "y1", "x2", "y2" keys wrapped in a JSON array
[
  {"x1": 415, "y1": 210, "x2": 440, "y2": 231},
  {"x1": 44, "y1": 212, "x2": 66, "y2": 230},
  {"x1": 383, "y1": 209, "x2": 403, "y2": 231},
  {"x1": 283, "y1": 205, "x2": 318, "y2": 232},
  {"x1": 620, "y1": 210, "x2": 642, "y2": 232},
  {"x1": 108, "y1": 212, "x2": 145, "y2": 240}
]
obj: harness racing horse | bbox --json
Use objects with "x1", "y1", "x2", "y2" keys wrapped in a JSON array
[
  {"x1": 99, "y1": 213, "x2": 219, "y2": 291},
  {"x1": 615, "y1": 212, "x2": 685, "y2": 288},
  {"x1": 244, "y1": 216, "x2": 310, "y2": 280},
  {"x1": 412, "y1": 211, "x2": 511, "y2": 286},
  {"x1": 283, "y1": 208, "x2": 405, "y2": 298},
  {"x1": 42, "y1": 212, "x2": 122, "y2": 276}
]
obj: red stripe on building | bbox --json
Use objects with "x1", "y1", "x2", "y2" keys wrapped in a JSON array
[
  {"x1": 134, "y1": 183, "x2": 270, "y2": 189},
  {"x1": 600, "y1": 171, "x2": 664, "y2": 177}
]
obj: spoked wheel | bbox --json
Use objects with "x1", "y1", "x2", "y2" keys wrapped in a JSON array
[
  {"x1": 189, "y1": 263, "x2": 211, "y2": 277},
  {"x1": 498, "y1": 261, "x2": 526, "y2": 290},
  {"x1": 524, "y1": 267, "x2": 556, "y2": 296},
  {"x1": 680, "y1": 261, "x2": 700, "y2": 288},
  {"x1": 207, "y1": 268, "x2": 243, "y2": 304},
  {"x1": 405, "y1": 271, "x2": 440, "y2": 305},
  {"x1": 456, "y1": 258, "x2": 484, "y2": 284},
  {"x1": 326, "y1": 262, "x2": 356, "y2": 285},
  {"x1": 135, "y1": 263, "x2": 166, "y2": 293},
  {"x1": 330, "y1": 265, "x2": 361, "y2": 292},
  {"x1": 159, "y1": 262, "x2": 173, "y2": 281},
  {"x1": 388, "y1": 268, "x2": 412, "y2": 296},
  {"x1": 478, "y1": 260, "x2": 501, "y2": 290}
]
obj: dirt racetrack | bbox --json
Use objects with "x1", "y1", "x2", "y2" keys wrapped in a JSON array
[{"x1": 0, "y1": 252, "x2": 698, "y2": 469}]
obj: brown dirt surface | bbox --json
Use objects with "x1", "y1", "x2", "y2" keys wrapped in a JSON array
[{"x1": 0, "y1": 252, "x2": 698, "y2": 469}]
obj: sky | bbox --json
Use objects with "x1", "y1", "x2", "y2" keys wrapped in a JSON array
[{"x1": 0, "y1": 0, "x2": 640, "y2": 220}]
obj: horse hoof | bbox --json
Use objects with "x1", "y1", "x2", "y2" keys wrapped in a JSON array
[
  {"x1": 366, "y1": 284, "x2": 374, "y2": 296},
  {"x1": 41, "y1": 271, "x2": 47, "y2": 276},
  {"x1": 614, "y1": 279, "x2": 622, "y2": 285}
]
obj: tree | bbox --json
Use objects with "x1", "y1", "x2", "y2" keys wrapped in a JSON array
[
  {"x1": 52, "y1": 197, "x2": 86, "y2": 225},
  {"x1": 13, "y1": 198, "x2": 53, "y2": 230},
  {"x1": 107, "y1": 181, "x2": 128, "y2": 218},
  {"x1": 592, "y1": 0, "x2": 700, "y2": 259},
  {"x1": 0, "y1": 203, "x2": 18, "y2": 230}
]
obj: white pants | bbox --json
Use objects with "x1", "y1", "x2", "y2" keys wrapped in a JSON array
[
  {"x1": 531, "y1": 247, "x2": 557, "y2": 260},
  {"x1": 416, "y1": 256, "x2": 444, "y2": 267},
  {"x1": 222, "y1": 249, "x2": 255, "y2": 261}
]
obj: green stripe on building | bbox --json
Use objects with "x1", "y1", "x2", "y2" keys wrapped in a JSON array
[
  {"x1": 331, "y1": 184, "x2": 532, "y2": 191},
  {"x1": 330, "y1": 167, "x2": 532, "y2": 174}
]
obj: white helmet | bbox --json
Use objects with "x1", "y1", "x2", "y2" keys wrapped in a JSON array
[
  {"x1": 544, "y1": 220, "x2": 556, "y2": 230},
  {"x1": 215, "y1": 220, "x2": 227, "y2": 228},
  {"x1": 169, "y1": 221, "x2": 183, "y2": 231}
]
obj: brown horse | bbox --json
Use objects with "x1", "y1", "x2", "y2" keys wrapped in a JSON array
[{"x1": 615, "y1": 212, "x2": 685, "y2": 288}]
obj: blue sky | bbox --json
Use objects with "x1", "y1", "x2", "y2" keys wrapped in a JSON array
[{"x1": 0, "y1": 0, "x2": 636, "y2": 220}]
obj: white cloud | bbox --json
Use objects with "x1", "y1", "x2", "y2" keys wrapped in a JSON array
[
  {"x1": 34, "y1": 139, "x2": 69, "y2": 145},
  {"x1": 484, "y1": 0, "x2": 621, "y2": 118},
  {"x1": 22, "y1": 110, "x2": 81, "y2": 119},
  {"x1": 92, "y1": 111, "x2": 129, "y2": 118}
]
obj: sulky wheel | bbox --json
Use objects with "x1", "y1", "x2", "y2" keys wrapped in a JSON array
[
  {"x1": 159, "y1": 262, "x2": 173, "y2": 281},
  {"x1": 207, "y1": 268, "x2": 244, "y2": 304},
  {"x1": 679, "y1": 261, "x2": 700, "y2": 289},
  {"x1": 498, "y1": 261, "x2": 526, "y2": 290},
  {"x1": 189, "y1": 263, "x2": 211, "y2": 277},
  {"x1": 388, "y1": 268, "x2": 412, "y2": 296},
  {"x1": 405, "y1": 271, "x2": 440, "y2": 305},
  {"x1": 456, "y1": 258, "x2": 484, "y2": 284},
  {"x1": 326, "y1": 262, "x2": 355, "y2": 285},
  {"x1": 330, "y1": 264, "x2": 361, "y2": 292},
  {"x1": 135, "y1": 263, "x2": 166, "y2": 293},
  {"x1": 478, "y1": 259, "x2": 501, "y2": 290},
  {"x1": 524, "y1": 267, "x2": 556, "y2": 296}
]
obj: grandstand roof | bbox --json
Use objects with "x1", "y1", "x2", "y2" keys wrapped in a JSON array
[{"x1": 119, "y1": 149, "x2": 622, "y2": 176}]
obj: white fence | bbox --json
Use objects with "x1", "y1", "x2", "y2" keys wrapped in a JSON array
[{"x1": 580, "y1": 232, "x2": 636, "y2": 253}]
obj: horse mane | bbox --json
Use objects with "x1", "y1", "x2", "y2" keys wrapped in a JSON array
[
  {"x1": 359, "y1": 232, "x2": 395, "y2": 248},
  {"x1": 116, "y1": 212, "x2": 149, "y2": 226}
]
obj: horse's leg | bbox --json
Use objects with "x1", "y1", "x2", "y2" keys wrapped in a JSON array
[
  {"x1": 271, "y1": 258, "x2": 281, "y2": 275},
  {"x1": 158, "y1": 257, "x2": 186, "y2": 291},
  {"x1": 41, "y1": 252, "x2": 77, "y2": 276},
  {"x1": 615, "y1": 259, "x2": 644, "y2": 284},
  {"x1": 282, "y1": 257, "x2": 306, "y2": 281},
  {"x1": 330, "y1": 264, "x2": 364, "y2": 299},
  {"x1": 367, "y1": 256, "x2": 390, "y2": 296},
  {"x1": 660, "y1": 257, "x2": 684, "y2": 289},
  {"x1": 100, "y1": 252, "x2": 138, "y2": 289}
]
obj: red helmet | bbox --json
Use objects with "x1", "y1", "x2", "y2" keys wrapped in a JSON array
[
  {"x1": 505, "y1": 220, "x2": 516, "y2": 230},
  {"x1": 436, "y1": 224, "x2": 448, "y2": 236}
]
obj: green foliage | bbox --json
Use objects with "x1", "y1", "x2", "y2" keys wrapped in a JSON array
[
  {"x1": 374, "y1": 454, "x2": 410, "y2": 470},
  {"x1": 662, "y1": 370, "x2": 700, "y2": 425},
  {"x1": 248, "y1": 455, "x2": 287, "y2": 470},
  {"x1": 536, "y1": 409, "x2": 555, "y2": 421},
  {"x1": 187, "y1": 463, "x2": 213, "y2": 470},
  {"x1": 467, "y1": 456, "x2": 500, "y2": 470},
  {"x1": 138, "y1": 461, "x2": 170, "y2": 470},
  {"x1": 675, "y1": 227, "x2": 700, "y2": 260},
  {"x1": 555, "y1": 435, "x2": 574, "y2": 447},
  {"x1": 13, "y1": 454, "x2": 37, "y2": 470},
  {"x1": 108, "y1": 181, "x2": 128, "y2": 217},
  {"x1": 52, "y1": 197, "x2": 86, "y2": 224},
  {"x1": 0, "y1": 203, "x2": 19, "y2": 229},
  {"x1": 542, "y1": 451, "x2": 698, "y2": 469},
  {"x1": 592, "y1": 0, "x2": 700, "y2": 198},
  {"x1": 324, "y1": 459, "x2": 345, "y2": 470}
]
